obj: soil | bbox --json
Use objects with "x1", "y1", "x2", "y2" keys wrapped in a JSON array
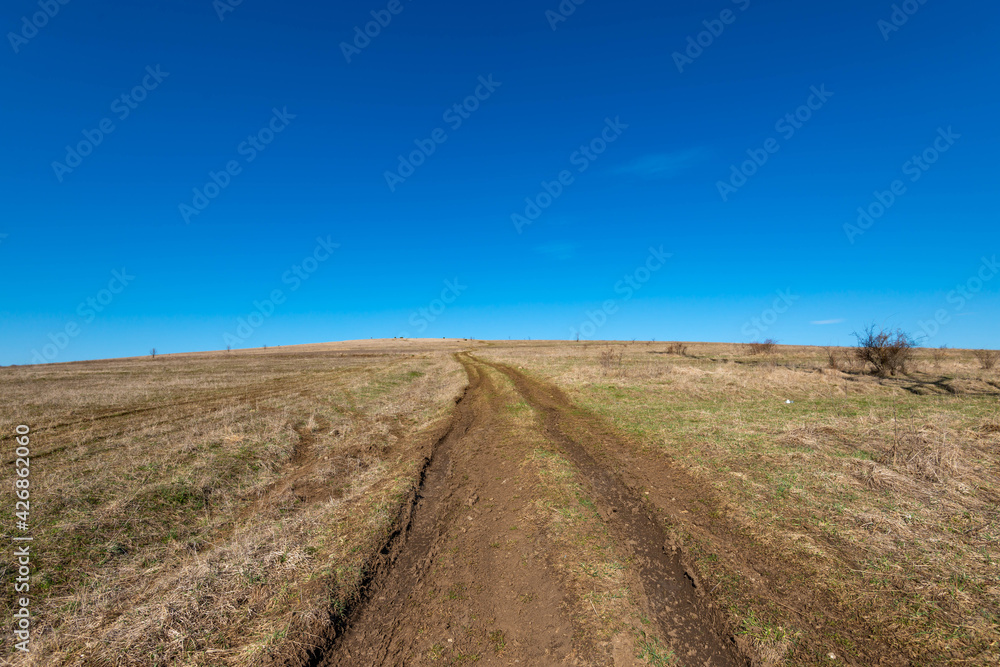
[{"x1": 289, "y1": 354, "x2": 748, "y2": 666}]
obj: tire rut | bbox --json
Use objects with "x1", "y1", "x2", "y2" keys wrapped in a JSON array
[
  {"x1": 478, "y1": 356, "x2": 744, "y2": 667},
  {"x1": 297, "y1": 354, "x2": 743, "y2": 666}
]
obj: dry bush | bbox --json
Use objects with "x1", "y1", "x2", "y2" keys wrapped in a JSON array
[
  {"x1": 744, "y1": 339, "x2": 778, "y2": 356},
  {"x1": 973, "y1": 349, "x2": 998, "y2": 370},
  {"x1": 853, "y1": 325, "x2": 914, "y2": 377},
  {"x1": 665, "y1": 342, "x2": 688, "y2": 356},
  {"x1": 931, "y1": 345, "x2": 949, "y2": 365},
  {"x1": 825, "y1": 347, "x2": 842, "y2": 370},
  {"x1": 598, "y1": 347, "x2": 625, "y2": 377}
]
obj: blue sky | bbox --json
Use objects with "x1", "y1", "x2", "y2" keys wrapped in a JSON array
[{"x1": 2, "y1": 0, "x2": 998, "y2": 364}]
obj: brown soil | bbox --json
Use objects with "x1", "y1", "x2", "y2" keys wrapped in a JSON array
[{"x1": 291, "y1": 354, "x2": 746, "y2": 666}]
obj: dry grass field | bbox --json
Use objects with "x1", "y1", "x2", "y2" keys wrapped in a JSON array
[
  {"x1": 478, "y1": 341, "x2": 1000, "y2": 665},
  {"x1": 2, "y1": 339, "x2": 998, "y2": 666},
  {"x1": 1, "y1": 341, "x2": 467, "y2": 666}
]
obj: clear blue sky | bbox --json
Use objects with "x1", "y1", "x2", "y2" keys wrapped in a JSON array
[{"x1": 2, "y1": 0, "x2": 998, "y2": 364}]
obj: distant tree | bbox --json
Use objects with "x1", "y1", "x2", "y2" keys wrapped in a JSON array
[
  {"x1": 226, "y1": 344, "x2": 231, "y2": 353},
  {"x1": 150, "y1": 348, "x2": 157, "y2": 360}
]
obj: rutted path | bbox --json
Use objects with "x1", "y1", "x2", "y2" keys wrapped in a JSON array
[
  {"x1": 480, "y1": 357, "x2": 742, "y2": 665},
  {"x1": 314, "y1": 354, "x2": 743, "y2": 666}
]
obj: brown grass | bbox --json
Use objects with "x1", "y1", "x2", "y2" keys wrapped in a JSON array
[
  {"x1": 477, "y1": 341, "x2": 1000, "y2": 664},
  {"x1": 973, "y1": 349, "x2": 998, "y2": 370},
  {"x1": 743, "y1": 339, "x2": 778, "y2": 356},
  {"x1": 665, "y1": 342, "x2": 688, "y2": 356},
  {"x1": 0, "y1": 342, "x2": 466, "y2": 666},
  {"x1": 598, "y1": 347, "x2": 625, "y2": 377},
  {"x1": 5, "y1": 339, "x2": 998, "y2": 665}
]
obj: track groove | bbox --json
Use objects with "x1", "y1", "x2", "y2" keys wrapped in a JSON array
[
  {"x1": 479, "y1": 356, "x2": 745, "y2": 666},
  {"x1": 300, "y1": 354, "x2": 743, "y2": 666}
]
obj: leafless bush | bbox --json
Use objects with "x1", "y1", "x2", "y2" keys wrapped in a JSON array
[
  {"x1": 598, "y1": 347, "x2": 625, "y2": 376},
  {"x1": 825, "y1": 347, "x2": 842, "y2": 370},
  {"x1": 973, "y1": 349, "x2": 998, "y2": 370},
  {"x1": 665, "y1": 342, "x2": 687, "y2": 356},
  {"x1": 931, "y1": 345, "x2": 949, "y2": 365},
  {"x1": 853, "y1": 325, "x2": 913, "y2": 377},
  {"x1": 149, "y1": 348, "x2": 157, "y2": 360},
  {"x1": 745, "y1": 339, "x2": 778, "y2": 356}
]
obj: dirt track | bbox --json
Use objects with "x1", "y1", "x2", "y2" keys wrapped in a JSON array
[{"x1": 312, "y1": 354, "x2": 744, "y2": 666}]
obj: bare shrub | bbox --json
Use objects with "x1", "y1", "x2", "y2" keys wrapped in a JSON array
[
  {"x1": 973, "y1": 349, "x2": 998, "y2": 370},
  {"x1": 853, "y1": 325, "x2": 913, "y2": 377},
  {"x1": 665, "y1": 342, "x2": 687, "y2": 356},
  {"x1": 744, "y1": 339, "x2": 778, "y2": 356},
  {"x1": 149, "y1": 348, "x2": 157, "y2": 360},
  {"x1": 825, "y1": 347, "x2": 841, "y2": 370},
  {"x1": 598, "y1": 347, "x2": 625, "y2": 377},
  {"x1": 931, "y1": 345, "x2": 949, "y2": 365}
]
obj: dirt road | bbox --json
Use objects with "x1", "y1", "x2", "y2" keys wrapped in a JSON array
[{"x1": 306, "y1": 354, "x2": 743, "y2": 666}]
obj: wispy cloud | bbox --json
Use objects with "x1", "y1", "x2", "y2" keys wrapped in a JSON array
[
  {"x1": 613, "y1": 148, "x2": 709, "y2": 180},
  {"x1": 533, "y1": 242, "x2": 577, "y2": 261},
  {"x1": 811, "y1": 319, "x2": 845, "y2": 325}
]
